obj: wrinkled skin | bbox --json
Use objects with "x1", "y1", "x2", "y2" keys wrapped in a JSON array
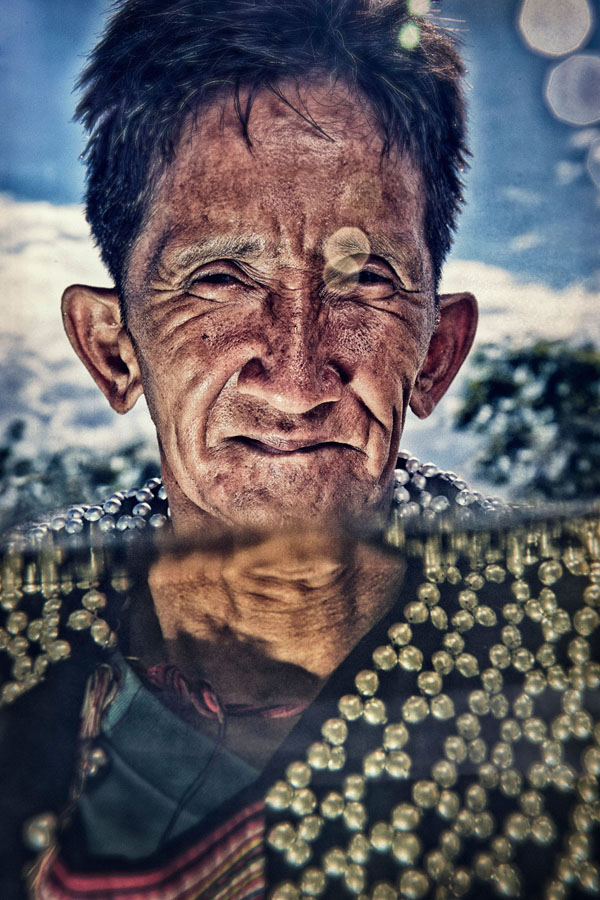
[{"x1": 122, "y1": 81, "x2": 443, "y2": 533}]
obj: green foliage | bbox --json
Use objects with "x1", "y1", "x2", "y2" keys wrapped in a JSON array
[
  {"x1": 455, "y1": 340, "x2": 600, "y2": 501},
  {"x1": 0, "y1": 419, "x2": 160, "y2": 532}
]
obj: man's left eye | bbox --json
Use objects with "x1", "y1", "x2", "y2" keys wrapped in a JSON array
[
  {"x1": 357, "y1": 270, "x2": 394, "y2": 287},
  {"x1": 192, "y1": 272, "x2": 240, "y2": 286}
]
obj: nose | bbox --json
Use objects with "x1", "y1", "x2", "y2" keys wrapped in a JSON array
[{"x1": 236, "y1": 298, "x2": 344, "y2": 414}]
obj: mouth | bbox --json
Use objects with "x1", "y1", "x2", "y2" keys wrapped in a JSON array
[{"x1": 227, "y1": 436, "x2": 360, "y2": 456}]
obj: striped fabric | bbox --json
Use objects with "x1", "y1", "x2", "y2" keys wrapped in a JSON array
[{"x1": 32, "y1": 802, "x2": 266, "y2": 900}]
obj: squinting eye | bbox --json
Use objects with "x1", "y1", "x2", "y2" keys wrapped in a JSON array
[
  {"x1": 193, "y1": 272, "x2": 240, "y2": 286},
  {"x1": 357, "y1": 270, "x2": 393, "y2": 286}
]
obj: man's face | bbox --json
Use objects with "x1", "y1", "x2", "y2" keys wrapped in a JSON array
[{"x1": 124, "y1": 80, "x2": 437, "y2": 530}]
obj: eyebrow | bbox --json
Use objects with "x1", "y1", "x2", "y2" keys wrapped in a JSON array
[{"x1": 149, "y1": 234, "x2": 265, "y2": 282}]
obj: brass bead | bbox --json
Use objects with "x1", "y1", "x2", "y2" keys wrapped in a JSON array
[
  {"x1": 392, "y1": 803, "x2": 421, "y2": 831},
  {"x1": 478, "y1": 763, "x2": 499, "y2": 789},
  {"x1": 363, "y1": 698, "x2": 387, "y2": 726},
  {"x1": 412, "y1": 779, "x2": 439, "y2": 809},
  {"x1": 430, "y1": 607, "x2": 448, "y2": 630},
  {"x1": 568, "y1": 636, "x2": 590, "y2": 665},
  {"x1": 402, "y1": 695, "x2": 428, "y2": 724},
  {"x1": 372, "y1": 645, "x2": 397, "y2": 671},
  {"x1": 286, "y1": 762, "x2": 311, "y2": 789},
  {"x1": 271, "y1": 882, "x2": 300, "y2": 900},
  {"x1": 512, "y1": 647, "x2": 534, "y2": 672},
  {"x1": 338, "y1": 694, "x2": 363, "y2": 721},
  {"x1": 425, "y1": 849, "x2": 450, "y2": 882},
  {"x1": 490, "y1": 644, "x2": 511, "y2": 669},
  {"x1": 307, "y1": 742, "x2": 331, "y2": 770},
  {"x1": 576, "y1": 774, "x2": 597, "y2": 803},
  {"x1": 499, "y1": 769, "x2": 522, "y2": 797},
  {"x1": 475, "y1": 605, "x2": 497, "y2": 627},
  {"x1": 453, "y1": 808, "x2": 475, "y2": 837},
  {"x1": 468, "y1": 690, "x2": 490, "y2": 715},
  {"x1": 328, "y1": 745, "x2": 346, "y2": 771},
  {"x1": 298, "y1": 815, "x2": 323, "y2": 842},
  {"x1": 451, "y1": 610, "x2": 474, "y2": 633},
  {"x1": 500, "y1": 718, "x2": 521, "y2": 743},
  {"x1": 465, "y1": 572, "x2": 485, "y2": 591},
  {"x1": 513, "y1": 693, "x2": 533, "y2": 718},
  {"x1": 481, "y1": 667, "x2": 503, "y2": 693},
  {"x1": 444, "y1": 736, "x2": 467, "y2": 764},
  {"x1": 552, "y1": 764, "x2": 576, "y2": 791},
  {"x1": 385, "y1": 750, "x2": 412, "y2": 779},
  {"x1": 320, "y1": 791, "x2": 344, "y2": 820},
  {"x1": 491, "y1": 835, "x2": 513, "y2": 862},
  {"x1": 430, "y1": 694, "x2": 455, "y2": 720},
  {"x1": 388, "y1": 622, "x2": 412, "y2": 646},
  {"x1": 432, "y1": 650, "x2": 453, "y2": 675},
  {"x1": 491, "y1": 862, "x2": 521, "y2": 897},
  {"x1": 501, "y1": 625, "x2": 521, "y2": 650},
  {"x1": 404, "y1": 601, "x2": 429, "y2": 624},
  {"x1": 81, "y1": 588, "x2": 107, "y2": 611},
  {"x1": 285, "y1": 838, "x2": 311, "y2": 867},
  {"x1": 570, "y1": 709, "x2": 592, "y2": 739},
  {"x1": 468, "y1": 738, "x2": 488, "y2": 764},
  {"x1": 369, "y1": 821, "x2": 393, "y2": 852},
  {"x1": 538, "y1": 560, "x2": 563, "y2": 585},
  {"x1": 90, "y1": 619, "x2": 111, "y2": 646},
  {"x1": 321, "y1": 718, "x2": 348, "y2": 745},
  {"x1": 291, "y1": 788, "x2": 317, "y2": 816},
  {"x1": 432, "y1": 760, "x2": 457, "y2": 789},
  {"x1": 439, "y1": 829, "x2": 461, "y2": 860},
  {"x1": 503, "y1": 603, "x2": 524, "y2": 625},
  {"x1": 266, "y1": 780, "x2": 293, "y2": 810},
  {"x1": 22, "y1": 812, "x2": 57, "y2": 851},
  {"x1": 583, "y1": 746, "x2": 600, "y2": 776},
  {"x1": 347, "y1": 833, "x2": 370, "y2": 864},
  {"x1": 567, "y1": 832, "x2": 589, "y2": 861},
  {"x1": 530, "y1": 814, "x2": 555, "y2": 844},
  {"x1": 383, "y1": 722, "x2": 409, "y2": 750},
  {"x1": 519, "y1": 790, "x2": 543, "y2": 817},
  {"x1": 578, "y1": 864, "x2": 600, "y2": 894},
  {"x1": 511, "y1": 579, "x2": 530, "y2": 601},
  {"x1": 474, "y1": 852, "x2": 495, "y2": 881},
  {"x1": 267, "y1": 821, "x2": 296, "y2": 850},
  {"x1": 46, "y1": 639, "x2": 71, "y2": 661},
  {"x1": 458, "y1": 589, "x2": 477, "y2": 611},
  {"x1": 484, "y1": 564, "x2": 506, "y2": 584},
  {"x1": 417, "y1": 583, "x2": 440, "y2": 606},
  {"x1": 67, "y1": 609, "x2": 93, "y2": 631},
  {"x1": 343, "y1": 774, "x2": 366, "y2": 801},
  {"x1": 465, "y1": 783, "x2": 487, "y2": 812},
  {"x1": 398, "y1": 868, "x2": 429, "y2": 899},
  {"x1": 6, "y1": 611, "x2": 28, "y2": 634},
  {"x1": 504, "y1": 812, "x2": 530, "y2": 842},
  {"x1": 299, "y1": 868, "x2": 326, "y2": 897},
  {"x1": 455, "y1": 653, "x2": 479, "y2": 678},
  {"x1": 522, "y1": 716, "x2": 547, "y2": 743},
  {"x1": 323, "y1": 847, "x2": 347, "y2": 876},
  {"x1": 524, "y1": 670, "x2": 546, "y2": 696},
  {"x1": 363, "y1": 748, "x2": 386, "y2": 779},
  {"x1": 436, "y1": 790, "x2": 460, "y2": 821},
  {"x1": 398, "y1": 645, "x2": 424, "y2": 671},
  {"x1": 343, "y1": 801, "x2": 367, "y2": 831},
  {"x1": 456, "y1": 712, "x2": 480, "y2": 740},
  {"x1": 343, "y1": 861, "x2": 366, "y2": 895},
  {"x1": 473, "y1": 811, "x2": 495, "y2": 840},
  {"x1": 490, "y1": 694, "x2": 510, "y2": 718},
  {"x1": 355, "y1": 670, "x2": 379, "y2": 697},
  {"x1": 528, "y1": 762, "x2": 549, "y2": 789},
  {"x1": 443, "y1": 632, "x2": 465, "y2": 656},
  {"x1": 417, "y1": 670, "x2": 442, "y2": 696},
  {"x1": 371, "y1": 883, "x2": 396, "y2": 900},
  {"x1": 574, "y1": 607, "x2": 599, "y2": 636}
]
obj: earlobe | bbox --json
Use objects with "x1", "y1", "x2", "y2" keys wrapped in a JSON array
[
  {"x1": 61, "y1": 284, "x2": 144, "y2": 414},
  {"x1": 409, "y1": 291, "x2": 478, "y2": 419}
]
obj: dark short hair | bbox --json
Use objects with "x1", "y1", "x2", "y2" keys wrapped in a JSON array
[{"x1": 77, "y1": 0, "x2": 467, "y2": 302}]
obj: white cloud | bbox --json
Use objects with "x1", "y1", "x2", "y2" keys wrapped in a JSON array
[
  {"x1": 2, "y1": 196, "x2": 599, "y2": 497},
  {"x1": 502, "y1": 186, "x2": 541, "y2": 206},
  {"x1": 508, "y1": 231, "x2": 545, "y2": 252},
  {"x1": 555, "y1": 160, "x2": 585, "y2": 184},
  {"x1": 569, "y1": 127, "x2": 600, "y2": 149}
]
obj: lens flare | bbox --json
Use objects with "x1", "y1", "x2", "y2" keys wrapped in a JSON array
[
  {"x1": 545, "y1": 54, "x2": 600, "y2": 125},
  {"x1": 518, "y1": 0, "x2": 593, "y2": 57},
  {"x1": 586, "y1": 139, "x2": 600, "y2": 190},
  {"x1": 398, "y1": 23, "x2": 421, "y2": 51},
  {"x1": 407, "y1": 0, "x2": 430, "y2": 15}
]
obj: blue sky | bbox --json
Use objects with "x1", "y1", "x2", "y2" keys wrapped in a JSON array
[{"x1": 1, "y1": 0, "x2": 599, "y2": 291}]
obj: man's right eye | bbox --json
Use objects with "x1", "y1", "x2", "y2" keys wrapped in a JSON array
[{"x1": 191, "y1": 271, "x2": 241, "y2": 286}]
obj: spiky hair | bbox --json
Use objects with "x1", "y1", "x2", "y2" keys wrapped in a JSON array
[{"x1": 77, "y1": 0, "x2": 468, "y2": 296}]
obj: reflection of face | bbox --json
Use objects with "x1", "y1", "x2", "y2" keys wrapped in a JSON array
[{"x1": 125, "y1": 79, "x2": 436, "y2": 530}]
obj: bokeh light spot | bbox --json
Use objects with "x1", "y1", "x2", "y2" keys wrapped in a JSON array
[
  {"x1": 518, "y1": 0, "x2": 593, "y2": 57},
  {"x1": 545, "y1": 54, "x2": 600, "y2": 125},
  {"x1": 323, "y1": 227, "x2": 370, "y2": 277},
  {"x1": 398, "y1": 23, "x2": 421, "y2": 51},
  {"x1": 586, "y1": 139, "x2": 600, "y2": 190},
  {"x1": 407, "y1": 0, "x2": 430, "y2": 16}
]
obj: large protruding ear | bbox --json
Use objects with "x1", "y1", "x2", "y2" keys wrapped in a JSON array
[
  {"x1": 409, "y1": 292, "x2": 478, "y2": 419},
  {"x1": 61, "y1": 285, "x2": 144, "y2": 414}
]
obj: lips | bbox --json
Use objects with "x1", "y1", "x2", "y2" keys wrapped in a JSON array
[{"x1": 228, "y1": 436, "x2": 360, "y2": 455}]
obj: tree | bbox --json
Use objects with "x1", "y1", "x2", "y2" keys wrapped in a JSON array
[{"x1": 454, "y1": 340, "x2": 600, "y2": 501}]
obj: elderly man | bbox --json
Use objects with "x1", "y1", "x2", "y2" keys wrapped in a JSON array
[{"x1": 2, "y1": 1, "x2": 599, "y2": 898}]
